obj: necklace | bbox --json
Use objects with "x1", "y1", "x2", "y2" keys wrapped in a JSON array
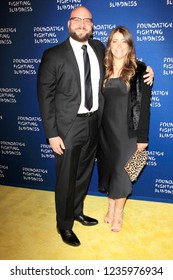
[
  {"x1": 113, "y1": 64, "x2": 123, "y2": 70},
  {"x1": 112, "y1": 64, "x2": 123, "y2": 78},
  {"x1": 113, "y1": 65, "x2": 122, "y2": 75}
]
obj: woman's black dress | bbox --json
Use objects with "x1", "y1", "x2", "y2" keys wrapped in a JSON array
[{"x1": 97, "y1": 78, "x2": 137, "y2": 199}]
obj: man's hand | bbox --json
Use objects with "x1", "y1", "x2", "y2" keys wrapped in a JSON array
[
  {"x1": 49, "y1": 136, "x2": 65, "y2": 155},
  {"x1": 143, "y1": 65, "x2": 154, "y2": 86}
]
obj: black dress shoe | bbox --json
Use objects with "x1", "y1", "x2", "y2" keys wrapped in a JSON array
[
  {"x1": 58, "y1": 229, "x2": 80, "y2": 247},
  {"x1": 74, "y1": 215, "x2": 98, "y2": 226}
]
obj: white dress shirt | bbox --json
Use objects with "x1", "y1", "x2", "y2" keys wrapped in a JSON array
[{"x1": 69, "y1": 37, "x2": 100, "y2": 113}]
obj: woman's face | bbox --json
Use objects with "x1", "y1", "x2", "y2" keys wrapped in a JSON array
[{"x1": 110, "y1": 31, "x2": 130, "y2": 60}]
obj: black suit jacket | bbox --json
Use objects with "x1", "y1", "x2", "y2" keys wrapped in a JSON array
[{"x1": 37, "y1": 38, "x2": 105, "y2": 139}]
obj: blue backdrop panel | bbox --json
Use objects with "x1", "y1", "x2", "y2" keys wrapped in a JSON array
[{"x1": 0, "y1": 0, "x2": 173, "y2": 203}]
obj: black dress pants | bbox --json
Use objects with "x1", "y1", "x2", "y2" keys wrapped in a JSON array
[{"x1": 54, "y1": 112, "x2": 98, "y2": 230}]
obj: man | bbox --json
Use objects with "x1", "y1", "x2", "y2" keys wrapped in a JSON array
[{"x1": 37, "y1": 6, "x2": 153, "y2": 247}]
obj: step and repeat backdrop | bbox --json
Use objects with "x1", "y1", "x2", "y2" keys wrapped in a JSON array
[{"x1": 0, "y1": 0, "x2": 173, "y2": 203}]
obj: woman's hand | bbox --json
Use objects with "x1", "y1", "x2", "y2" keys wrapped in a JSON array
[{"x1": 137, "y1": 143, "x2": 148, "y2": 152}]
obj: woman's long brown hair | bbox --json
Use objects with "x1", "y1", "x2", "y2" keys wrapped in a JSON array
[{"x1": 104, "y1": 26, "x2": 137, "y2": 88}]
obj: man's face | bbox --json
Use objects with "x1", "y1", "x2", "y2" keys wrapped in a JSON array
[{"x1": 68, "y1": 7, "x2": 93, "y2": 43}]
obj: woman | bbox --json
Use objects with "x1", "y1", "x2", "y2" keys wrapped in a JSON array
[{"x1": 97, "y1": 26, "x2": 152, "y2": 232}]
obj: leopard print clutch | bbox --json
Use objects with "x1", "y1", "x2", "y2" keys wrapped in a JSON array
[{"x1": 124, "y1": 150, "x2": 148, "y2": 182}]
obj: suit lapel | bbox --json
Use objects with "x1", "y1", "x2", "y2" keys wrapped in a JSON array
[
  {"x1": 88, "y1": 40, "x2": 104, "y2": 82},
  {"x1": 64, "y1": 39, "x2": 81, "y2": 88}
]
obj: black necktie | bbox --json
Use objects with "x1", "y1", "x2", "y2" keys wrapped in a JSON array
[{"x1": 81, "y1": 45, "x2": 93, "y2": 111}]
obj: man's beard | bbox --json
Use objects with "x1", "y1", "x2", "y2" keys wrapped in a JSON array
[{"x1": 69, "y1": 28, "x2": 93, "y2": 42}]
